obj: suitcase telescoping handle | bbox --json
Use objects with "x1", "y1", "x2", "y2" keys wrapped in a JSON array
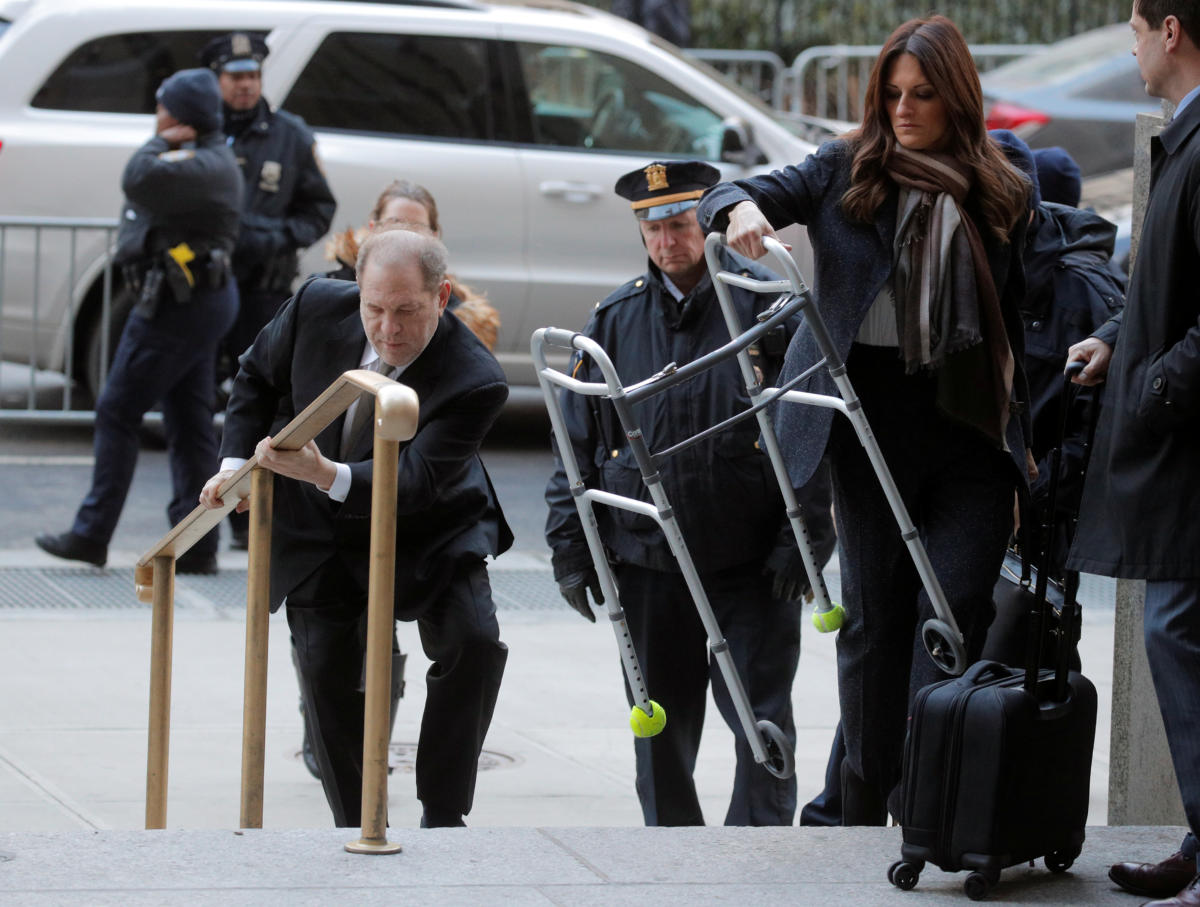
[{"x1": 1023, "y1": 360, "x2": 1090, "y2": 696}]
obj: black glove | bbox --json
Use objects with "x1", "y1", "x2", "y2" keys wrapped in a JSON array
[
  {"x1": 558, "y1": 567, "x2": 605, "y2": 622},
  {"x1": 763, "y1": 539, "x2": 810, "y2": 603}
]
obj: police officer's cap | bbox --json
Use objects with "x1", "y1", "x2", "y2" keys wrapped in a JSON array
[
  {"x1": 199, "y1": 32, "x2": 270, "y2": 74},
  {"x1": 614, "y1": 160, "x2": 720, "y2": 221}
]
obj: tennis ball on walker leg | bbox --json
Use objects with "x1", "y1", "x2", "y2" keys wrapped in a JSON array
[
  {"x1": 812, "y1": 602, "x2": 845, "y2": 633},
  {"x1": 629, "y1": 700, "x2": 666, "y2": 737}
]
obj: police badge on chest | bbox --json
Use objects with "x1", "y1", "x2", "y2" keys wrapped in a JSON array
[{"x1": 258, "y1": 161, "x2": 282, "y2": 193}]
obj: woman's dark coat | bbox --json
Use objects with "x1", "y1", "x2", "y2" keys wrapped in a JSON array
[{"x1": 697, "y1": 140, "x2": 1031, "y2": 489}]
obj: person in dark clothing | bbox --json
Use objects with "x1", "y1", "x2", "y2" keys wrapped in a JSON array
[
  {"x1": 610, "y1": 0, "x2": 690, "y2": 47},
  {"x1": 323, "y1": 180, "x2": 500, "y2": 351},
  {"x1": 1068, "y1": 3, "x2": 1200, "y2": 904},
  {"x1": 199, "y1": 32, "x2": 337, "y2": 550},
  {"x1": 545, "y1": 159, "x2": 814, "y2": 827},
  {"x1": 699, "y1": 16, "x2": 1035, "y2": 826},
  {"x1": 201, "y1": 229, "x2": 511, "y2": 829},
  {"x1": 995, "y1": 135, "x2": 1124, "y2": 578},
  {"x1": 36, "y1": 68, "x2": 240, "y2": 575}
]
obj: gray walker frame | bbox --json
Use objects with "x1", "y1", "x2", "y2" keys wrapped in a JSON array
[{"x1": 531, "y1": 233, "x2": 967, "y2": 783}]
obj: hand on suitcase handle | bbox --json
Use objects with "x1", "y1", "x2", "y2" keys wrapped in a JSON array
[{"x1": 558, "y1": 567, "x2": 605, "y2": 622}]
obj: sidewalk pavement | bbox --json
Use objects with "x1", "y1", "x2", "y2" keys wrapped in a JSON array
[{"x1": 0, "y1": 545, "x2": 1166, "y2": 905}]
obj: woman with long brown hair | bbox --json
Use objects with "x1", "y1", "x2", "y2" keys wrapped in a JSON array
[
  {"x1": 325, "y1": 179, "x2": 500, "y2": 350},
  {"x1": 697, "y1": 15, "x2": 1035, "y2": 825}
]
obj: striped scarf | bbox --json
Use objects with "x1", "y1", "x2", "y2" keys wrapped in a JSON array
[{"x1": 886, "y1": 144, "x2": 1015, "y2": 450}]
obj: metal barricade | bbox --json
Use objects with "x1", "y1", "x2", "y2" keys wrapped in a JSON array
[
  {"x1": 685, "y1": 48, "x2": 788, "y2": 109},
  {"x1": 789, "y1": 43, "x2": 1047, "y2": 121},
  {"x1": 0, "y1": 215, "x2": 120, "y2": 424}
]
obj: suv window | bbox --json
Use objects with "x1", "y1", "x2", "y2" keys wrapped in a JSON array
[
  {"x1": 284, "y1": 32, "x2": 505, "y2": 141},
  {"x1": 31, "y1": 30, "x2": 246, "y2": 114},
  {"x1": 516, "y1": 42, "x2": 724, "y2": 158}
]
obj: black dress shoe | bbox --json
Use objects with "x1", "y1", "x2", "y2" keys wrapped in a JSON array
[
  {"x1": 35, "y1": 531, "x2": 107, "y2": 567},
  {"x1": 420, "y1": 808, "x2": 466, "y2": 828},
  {"x1": 1145, "y1": 872, "x2": 1200, "y2": 906},
  {"x1": 175, "y1": 550, "x2": 218, "y2": 575},
  {"x1": 1110, "y1": 851, "x2": 1197, "y2": 898}
]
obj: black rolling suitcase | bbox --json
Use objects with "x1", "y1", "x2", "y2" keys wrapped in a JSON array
[{"x1": 888, "y1": 366, "x2": 1098, "y2": 901}]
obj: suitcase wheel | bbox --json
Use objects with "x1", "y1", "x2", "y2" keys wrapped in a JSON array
[
  {"x1": 1045, "y1": 850, "x2": 1076, "y2": 873},
  {"x1": 888, "y1": 860, "x2": 920, "y2": 891},
  {"x1": 964, "y1": 871, "x2": 997, "y2": 901}
]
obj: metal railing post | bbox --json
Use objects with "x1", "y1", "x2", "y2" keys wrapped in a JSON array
[
  {"x1": 346, "y1": 395, "x2": 404, "y2": 855},
  {"x1": 144, "y1": 554, "x2": 176, "y2": 829},
  {"x1": 239, "y1": 466, "x2": 273, "y2": 829}
]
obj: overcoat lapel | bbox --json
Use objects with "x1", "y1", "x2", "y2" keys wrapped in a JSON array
[{"x1": 316, "y1": 308, "x2": 372, "y2": 457}]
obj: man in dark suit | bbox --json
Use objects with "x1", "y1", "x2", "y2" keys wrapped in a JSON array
[
  {"x1": 1067, "y1": 3, "x2": 1200, "y2": 905},
  {"x1": 200, "y1": 229, "x2": 511, "y2": 829}
]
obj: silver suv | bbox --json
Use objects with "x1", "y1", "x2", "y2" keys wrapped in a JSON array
[{"x1": 0, "y1": 0, "x2": 819, "y2": 397}]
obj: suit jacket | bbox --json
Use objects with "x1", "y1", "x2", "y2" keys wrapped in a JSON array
[
  {"x1": 697, "y1": 140, "x2": 1031, "y2": 489},
  {"x1": 1069, "y1": 99, "x2": 1200, "y2": 580},
  {"x1": 221, "y1": 276, "x2": 513, "y2": 616}
]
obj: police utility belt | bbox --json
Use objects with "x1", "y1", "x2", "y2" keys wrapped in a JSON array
[{"x1": 124, "y1": 243, "x2": 232, "y2": 319}]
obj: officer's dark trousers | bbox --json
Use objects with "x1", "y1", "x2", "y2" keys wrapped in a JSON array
[
  {"x1": 72, "y1": 284, "x2": 238, "y2": 555},
  {"x1": 287, "y1": 559, "x2": 508, "y2": 828},
  {"x1": 1144, "y1": 579, "x2": 1200, "y2": 848},
  {"x1": 828, "y1": 344, "x2": 1014, "y2": 824},
  {"x1": 617, "y1": 561, "x2": 800, "y2": 827}
]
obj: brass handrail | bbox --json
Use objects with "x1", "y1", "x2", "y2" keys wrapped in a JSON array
[{"x1": 135, "y1": 368, "x2": 418, "y2": 857}]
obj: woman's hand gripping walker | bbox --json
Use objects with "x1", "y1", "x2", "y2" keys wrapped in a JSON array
[
  {"x1": 532, "y1": 324, "x2": 799, "y2": 779},
  {"x1": 705, "y1": 231, "x2": 968, "y2": 675}
]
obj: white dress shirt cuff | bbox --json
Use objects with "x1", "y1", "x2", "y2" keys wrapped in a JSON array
[{"x1": 326, "y1": 462, "x2": 352, "y2": 502}]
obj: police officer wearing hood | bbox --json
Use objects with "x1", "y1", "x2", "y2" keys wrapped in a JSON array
[
  {"x1": 36, "y1": 69, "x2": 241, "y2": 575},
  {"x1": 199, "y1": 32, "x2": 336, "y2": 548},
  {"x1": 545, "y1": 160, "x2": 817, "y2": 827}
]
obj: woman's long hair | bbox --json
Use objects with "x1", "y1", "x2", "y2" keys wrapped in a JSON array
[{"x1": 840, "y1": 15, "x2": 1028, "y2": 242}]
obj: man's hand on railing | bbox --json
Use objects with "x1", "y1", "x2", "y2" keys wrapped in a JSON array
[
  {"x1": 253, "y1": 437, "x2": 338, "y2": 493},
  {"x1": 200, "y1": 469, "x2": 249, "y2": 512}
]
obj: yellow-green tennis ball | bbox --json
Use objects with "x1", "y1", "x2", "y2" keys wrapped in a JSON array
[
  {"x1": 812, "y1": 602, "x2": 845, "y2": 633},
  {"x1": 629, "y1": 700, "x2": 667, "y2": 738}
]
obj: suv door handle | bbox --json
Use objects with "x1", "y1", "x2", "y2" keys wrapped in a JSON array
[{"x1": 539, "y1": 180, "x2": 603, "y2": 203}]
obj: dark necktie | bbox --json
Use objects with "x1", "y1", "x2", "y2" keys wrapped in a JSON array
[{"x1": 340, "y1": 358, "x2": 393, "y2": 459}]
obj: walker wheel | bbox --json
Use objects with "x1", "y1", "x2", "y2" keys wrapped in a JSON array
[
  {"x1": 921, "y1": 618, "x2": 967, "y2": 675},
  {"x1": 811, "y1": 602, "x2": 845, "y2": 633},
  {"x1": 756, "y1": 719, "x2": 795, "y2": 779}
]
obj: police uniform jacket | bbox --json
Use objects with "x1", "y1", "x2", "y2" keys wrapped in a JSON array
[
  {"x1": 1022, "y1": 201, "x2": 1124, "y2": 507},
  {"x1": 114, "y1": 132, "x2": 241, "y2": 266},
  {"x1": 228, "y1": 99, "x2": 336, "y2": 292},
  {"x1": 1069, "y1": 99, "x2": 1200, "y2": 580},
  {"x1": 545, "y1": 247, "x2": 797, "y2": 580},
  {"x1": 697, "y1": 140, "x2": 1032, "y2": 489},
  {"x1": 221, "y1": 277, "x2": 513, "y2": 617}
]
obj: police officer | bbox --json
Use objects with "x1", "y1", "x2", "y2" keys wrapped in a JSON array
[
  {"x1": 36, "y1": 69, "x2": 241, "y2": 575},
  {"x1": 544, "y1": 160, "x2": 810, "y2": 827},
  {"x1": 199, "y1": 32, "x2": 336, "y2": 548}
]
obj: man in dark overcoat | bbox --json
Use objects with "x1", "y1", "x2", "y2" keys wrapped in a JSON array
[
  {"x1": 1068, "y1": 3, "x2": 1200, "y2": 903},
  {"x1": 545, "y1": 160, "x2": 824, "y2": 827},
  {"x1": 200, "y1": 229, "x2": 511, "y2": 829}
]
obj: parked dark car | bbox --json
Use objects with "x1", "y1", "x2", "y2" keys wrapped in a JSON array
[{"x1": 981, "y1": 23, "x2": 1160, "y2": 177}]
